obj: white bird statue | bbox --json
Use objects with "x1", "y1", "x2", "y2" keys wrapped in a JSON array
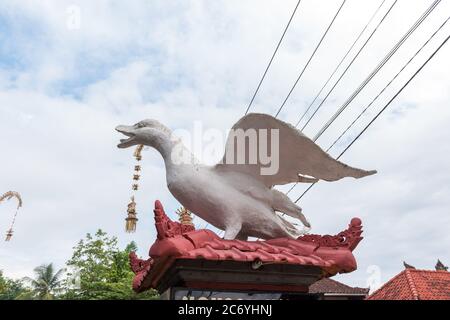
[{"x1": 116, "y1": 113, "x2": 376, "y2": 240}]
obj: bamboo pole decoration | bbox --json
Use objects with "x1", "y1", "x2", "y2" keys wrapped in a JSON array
[
  {"x1": 5, "y1": 228, "x2": 13, "y2": 241},
  {"x1": 125, "y1": 145, "x2": 144, "y2": 232},
  {"x1": 0, "y1": 191, "x2": 23, "y2": 241},
  {"x1": 5, "y1": 208, "x2": 19, "y2": 241}
]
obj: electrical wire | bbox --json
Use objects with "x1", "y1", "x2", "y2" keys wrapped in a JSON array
[
  {"x1": 327, "y1": 16, "x2": 450, "y2": 154},
  {"x1": 287, "y1": 10, "x2": 448, "y2": 197},
  {"x1": 294, "y1": 31, "x2": 450, "y2": 203},
  {"x1": 207, "y1": 1, "x2": 304, "y2": 229},
  {"x1": 296, "y1": 0, "x2": 396, "y2": 128},
  {"x1": 273, "y1": 0, "x2": 347, "y2": 118},
  {"x1": 312, "y1": 0, "x2": 442, "y2": 142},
  {"x1": 244, "y1": 0, "x2": 303, "y2": 115}
]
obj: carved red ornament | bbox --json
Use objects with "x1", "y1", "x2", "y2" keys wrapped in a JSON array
[
  {"x1": 296, "y1": 217, "x2": 363, "y2": 250},
  {"x1": 129, "y1": 200, "x2": 364, "y2": 293},
  {"x1": 154, "y1": 200, "x2": 195, "y2": 240}
]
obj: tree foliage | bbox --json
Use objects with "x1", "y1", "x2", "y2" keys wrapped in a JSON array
[
  {"x1": 24, "y1": 263, "x2": 64, "y2": 299},
  {"x1": 1, "y1": 229, "x2": 159, "y2": 300},
  {"x1": 0, "y1": 270, "x2": 31, "y2": 300},
  {"x1": 62, "y1": 229, "x2": 158, "y2": 300}
]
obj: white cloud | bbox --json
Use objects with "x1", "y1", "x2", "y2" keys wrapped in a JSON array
[{"x1": 1, "y1": 0, "x2": 449, "y2": 291}]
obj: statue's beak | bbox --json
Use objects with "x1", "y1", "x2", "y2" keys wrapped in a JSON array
[{"x1": 116, "y1": 125, "x2": 137, "y2": 148}]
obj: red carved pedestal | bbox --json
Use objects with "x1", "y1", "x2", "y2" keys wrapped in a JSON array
[{"x1": 130, "y1": 200, "x2": 363, "y2": 299}]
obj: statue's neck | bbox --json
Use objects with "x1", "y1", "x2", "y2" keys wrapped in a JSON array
[
  {"x1": 153, "y1": 137, "x2": 197, "y2": 168},
  {"x1": 153, "y1": 136, "x2": 174, "y2": 160}
]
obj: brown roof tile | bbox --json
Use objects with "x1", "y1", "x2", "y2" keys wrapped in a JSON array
[{"x1": 309, "y1": 278, "x2": 369, "y2": 295}]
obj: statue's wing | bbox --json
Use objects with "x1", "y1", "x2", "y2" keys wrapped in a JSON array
[{"x1": 216, "y1": 113, "x2": 376, "y2": 187}]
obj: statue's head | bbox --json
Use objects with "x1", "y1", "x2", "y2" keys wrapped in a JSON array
[{"x1": 116, "y1": 119, "x2": 172, "y2": 149}]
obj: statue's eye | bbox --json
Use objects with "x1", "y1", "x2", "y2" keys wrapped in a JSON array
[{"x1": 137, "y1": 123, "x2": 145, "y2": 128}]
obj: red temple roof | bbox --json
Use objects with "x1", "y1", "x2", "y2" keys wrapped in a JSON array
[
  {"x1": 367, "y1": 269, "x2": 450, "y2": 300},
  {"x1": 130, "y1": 200, "x2": 364, "y2": 293},
  {"x1": 309, "y1": 278, "x2": 369, "y2": 295}
]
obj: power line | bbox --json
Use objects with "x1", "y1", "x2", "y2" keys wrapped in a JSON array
[
  {"x1": 287, "y1": 8, "x2": 447, "y2": 197},
  {"x1": 312, "y1": 0, "x2": 442, "y2": 142},
  {"x1": 287, "y1": 0, "x2": 398, "y2": 196},
  {"x1": 300, "y1": 0, "x2": 402, "y2": 132},
  {"x1": 296, "y1": 0, "x2": 395, "y2": 128},
  {"x1": 205, "y1": 1, "x2": 303, "y2": 231},
  {"x1": 211, "y1": 0, "x2": 346, "y2": 232},
  {"x1": 273, "y1": 0, "x2": 347, "y2": 118},
  {"x1": 294, "y1": 31, "x2": 450, "y2": 203},
  {"x1": 244, "y1": 0, "x2": 303, "y2": 115},
  {"x1": 327, "y1": 16, "x2": 450, "y2": 154}
]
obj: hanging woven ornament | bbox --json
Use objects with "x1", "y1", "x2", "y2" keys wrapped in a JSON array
[
  {"x1": 125, "y1": 145, "x2": 144, "y2": 232},
  {"x1": 125, "y1": 196, "x2": 138, "y2": 232},
  {"x1": 0, "y1": 191, "x2": 23, "y2": 241}
]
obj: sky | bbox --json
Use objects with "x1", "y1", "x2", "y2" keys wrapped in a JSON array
[{"x1": 0, "y1": 0, "x2": 449, "y2": 292}]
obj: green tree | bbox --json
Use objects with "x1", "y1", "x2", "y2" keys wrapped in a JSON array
[
  {"x1": 0, "y1": 271, "x2": 6, "y2": 293},
  {"x1": 24, "y1": 263, "x2": 64, "y2": 300},
  {"x1": 62, "y1": 229, "x2": 158, "y2": 300},
  {"x1": 0, "y1": 270, "x2": 29, "y2": 300}
]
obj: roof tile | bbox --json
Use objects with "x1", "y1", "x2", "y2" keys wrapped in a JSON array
[
  {"x1": 367, "y1": 269, "x2": 450, "y2": 300},
  {"x1": 309, "y1": 278, "x2": 369, "y2": 295}
]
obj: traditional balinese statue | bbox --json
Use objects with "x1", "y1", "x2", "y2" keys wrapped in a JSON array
[{"x1": 116, "y1": 113, "x2": 375, "y2": 240}]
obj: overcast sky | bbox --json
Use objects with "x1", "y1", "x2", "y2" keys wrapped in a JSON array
[{"x1": 0, "y1": 0, "x2": 449, "y2": 291}]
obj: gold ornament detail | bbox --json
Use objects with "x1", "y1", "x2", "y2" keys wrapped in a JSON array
[
  {"x1": 125, "y1": 196, "x2": 138, "y2": 232},
  {"x1": 134, "y1": 145, "x2": 144, "y2": 161},
  {"x1": 124, "y1": 145, "x2": 144, "y2": 233},
  {"x1": 176, "y1": 207, "x2": 194, "y2": 227}
]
